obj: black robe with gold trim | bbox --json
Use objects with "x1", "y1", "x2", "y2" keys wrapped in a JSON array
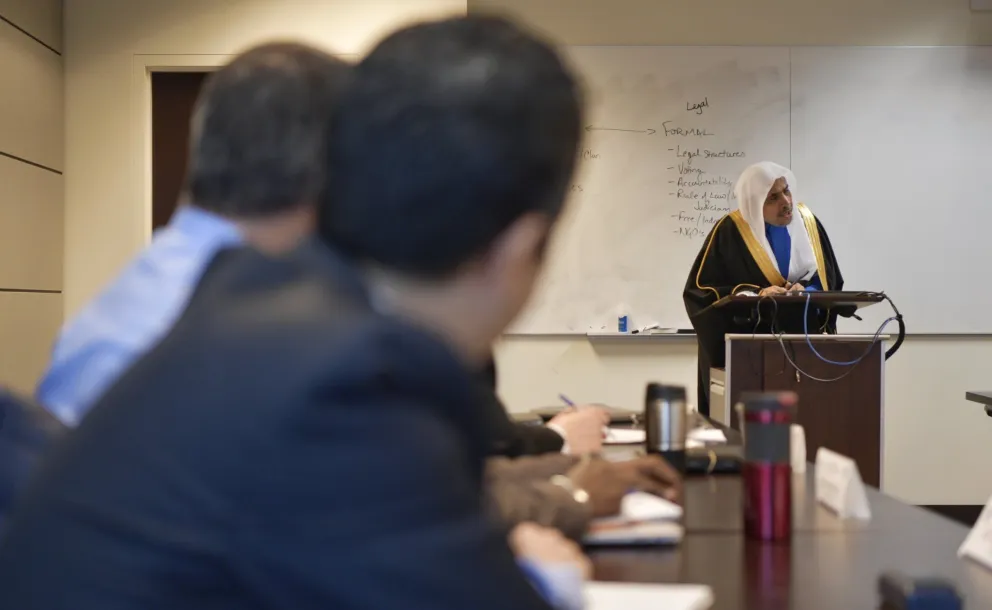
[{"x1": 683, "y1": 203, "x2": 844, "y2": 416}]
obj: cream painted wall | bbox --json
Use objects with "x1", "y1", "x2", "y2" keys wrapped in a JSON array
[
  {"x1": 63, "y1": 0, "x2": 466, "y2": 317},
  {"x1": 0, "y1": 0, "x2": 63, "y2": 393},
  {"x1": 479, "y1": 0, "x2": 992, "y2": 506}
]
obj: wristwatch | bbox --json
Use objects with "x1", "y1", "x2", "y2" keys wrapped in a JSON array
[{"x1": 549, "y1": 474, "x2": 590, "y2": 505}]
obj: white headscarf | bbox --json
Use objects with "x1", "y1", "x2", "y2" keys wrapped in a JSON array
[{"x1": 733, "y1": 161, "x2": 818, "y2": 283}]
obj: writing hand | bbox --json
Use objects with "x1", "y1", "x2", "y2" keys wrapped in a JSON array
[
  {"x1": 758, "y1": 286, "x2": 787, "y2": 297},
  {"x1": 548, "y1": 407, "x2": 610, "y2": 455}
]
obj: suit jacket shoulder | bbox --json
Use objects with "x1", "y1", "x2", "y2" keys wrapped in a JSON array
[{"x1": 0, "y1": 244, "x2": 552, "y2": 610}]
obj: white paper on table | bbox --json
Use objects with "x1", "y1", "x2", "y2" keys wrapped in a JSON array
[
  {"x1": 584, "y1": 493, "x2": 684, "y2": 546},
  {"x1": 601, "y1": 447, "x2": 642, "y2": 462},
  {"x1": 589, "y1": 493, "x2": 682, "y2": 526},
  {"x1": 585, "y1": 582, "x2": 713, "y2": 610},
  {"x1": 958, "y1": 493, "x2": 992, "y2": 570},
  {"x1": 605, "y1": 428, "x2": 726, "y2": 446},
  {"x1": 620, "y1": 491, "x2": 683, "y2": 521},
  {"x1": 582, "y1": 491, "x2": 685, "y2": 546},
  {"x1": 687, "y1": 428, "x2": 726, "y2": 443},
  {"x1": 604, "y1": 428, "x2": 645, "y2": 444},
  {"x1": 582, "y1": 520, "x2": 684, "y2": 546}
]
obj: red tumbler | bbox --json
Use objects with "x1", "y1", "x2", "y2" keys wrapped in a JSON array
[{"x1": 739, "y1": 391, "x2": 796, "y2": 542}]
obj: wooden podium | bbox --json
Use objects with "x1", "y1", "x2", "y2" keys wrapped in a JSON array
[{"x1": 707, "y1": 293, "x2": 887, "y2": 486}]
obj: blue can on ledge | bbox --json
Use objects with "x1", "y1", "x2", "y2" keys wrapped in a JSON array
[{"x1": 618, "y1": 315, "x2": 629, "y2": 333}]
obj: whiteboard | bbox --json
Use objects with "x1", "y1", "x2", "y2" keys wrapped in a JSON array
[
  {"x1": 791, "y1": 47, "x2": 992, "y2": 334},
  {"x1": 510, "y1": 46, "x2": 791, "y2": 334},
  {"x1": 512, "y1": 45, "x2": 992, "y2": 335}
]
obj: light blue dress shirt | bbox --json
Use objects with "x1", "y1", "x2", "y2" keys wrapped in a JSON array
[
  {"x1": 37, "y1": 206, "x2": 243, "y2": 426},
  {"x1": 518, "y1": 558, "x2": 585, "y2": 610}
]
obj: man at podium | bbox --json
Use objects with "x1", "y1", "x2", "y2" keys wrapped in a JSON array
[{"x1": 683, "y1": 161, "x2": 845, "y2": 415}]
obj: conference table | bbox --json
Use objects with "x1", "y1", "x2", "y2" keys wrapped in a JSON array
[{"x1": 590, "y1": 471, "x2": 992, "y2": 609}]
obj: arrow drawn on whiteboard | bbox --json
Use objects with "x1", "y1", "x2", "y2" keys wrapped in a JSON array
[{"x1": 585, "y1": 125, "x2": 656, "y2": 135}]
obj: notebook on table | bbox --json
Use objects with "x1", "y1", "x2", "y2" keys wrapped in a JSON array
[
  {"x1": 583, "y1": 492, "x2": 684, "y2": 547},
  {"x1": 585, "y1": 582, "x2": 714, "y2": 609}
]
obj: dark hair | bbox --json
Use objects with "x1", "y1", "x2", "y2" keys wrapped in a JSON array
[
  {"x1": 319, "y1": 16, "x2": 583, "y2": 277},
  {"x1": 186, "y1": 42, "x2": 350, "y2": 218}
]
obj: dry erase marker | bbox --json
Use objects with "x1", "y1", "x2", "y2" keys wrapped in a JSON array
[{"x1": 559, "y1": 394, "x2": 576, "y2": 408}]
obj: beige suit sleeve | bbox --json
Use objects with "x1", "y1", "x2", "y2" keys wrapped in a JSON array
[
  {"x1": 485, "y1": 456, "x2": 593, "y2": 541},
  {"x1": 485, "y1": 454, "x2": 577, "y2": 482}
]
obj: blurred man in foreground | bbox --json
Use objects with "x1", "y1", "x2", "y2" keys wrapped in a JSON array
[{"x1": 0, "y1": 16, "x2": 594, "y2": 610}]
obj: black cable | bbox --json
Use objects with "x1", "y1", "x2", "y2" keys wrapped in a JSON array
[
  {"x1": 762, "y1": 297, "x2": 797, "y2": 378},
  {"x1": 883, "y1": 294, "x2": 905, "y2": 361}
]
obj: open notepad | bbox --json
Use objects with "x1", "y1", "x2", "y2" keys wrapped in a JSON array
[
  {"x1": 585, "y1": 582, "x2": 713, "y2": 610},
  {"x1": 603, "y1": 427, "x2": 727, "y2": 446},
  {"x1": 583, "y1": 492, "x2": 684, "y2": 546}
]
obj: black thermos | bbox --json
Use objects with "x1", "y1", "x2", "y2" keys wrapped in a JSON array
[{"x1": 644, "y1": 383, "x2": 688, "y2": 473}]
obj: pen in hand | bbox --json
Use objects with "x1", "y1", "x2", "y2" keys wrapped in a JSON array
[
  {"x1": 788, "y1": 269, "x2": 815, "y2": 291},
  {"x1": 558, "y1": 394, "x2": 613, "y2": 441}
]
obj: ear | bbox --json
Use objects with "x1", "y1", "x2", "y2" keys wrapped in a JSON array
[{"x1": 483, "y1": 212, "x2": 553, "y2": 279}]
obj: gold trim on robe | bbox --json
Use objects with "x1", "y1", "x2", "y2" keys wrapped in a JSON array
[
  {"x1": 694, "y1": 215, "x2": 730, "y2": 300},
  {"x1": 796, "y1": 203, "x2": 829, "y2": 291},
  {"x1": 728, "y1": 210, "x2": 786, "y2": 287}
]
